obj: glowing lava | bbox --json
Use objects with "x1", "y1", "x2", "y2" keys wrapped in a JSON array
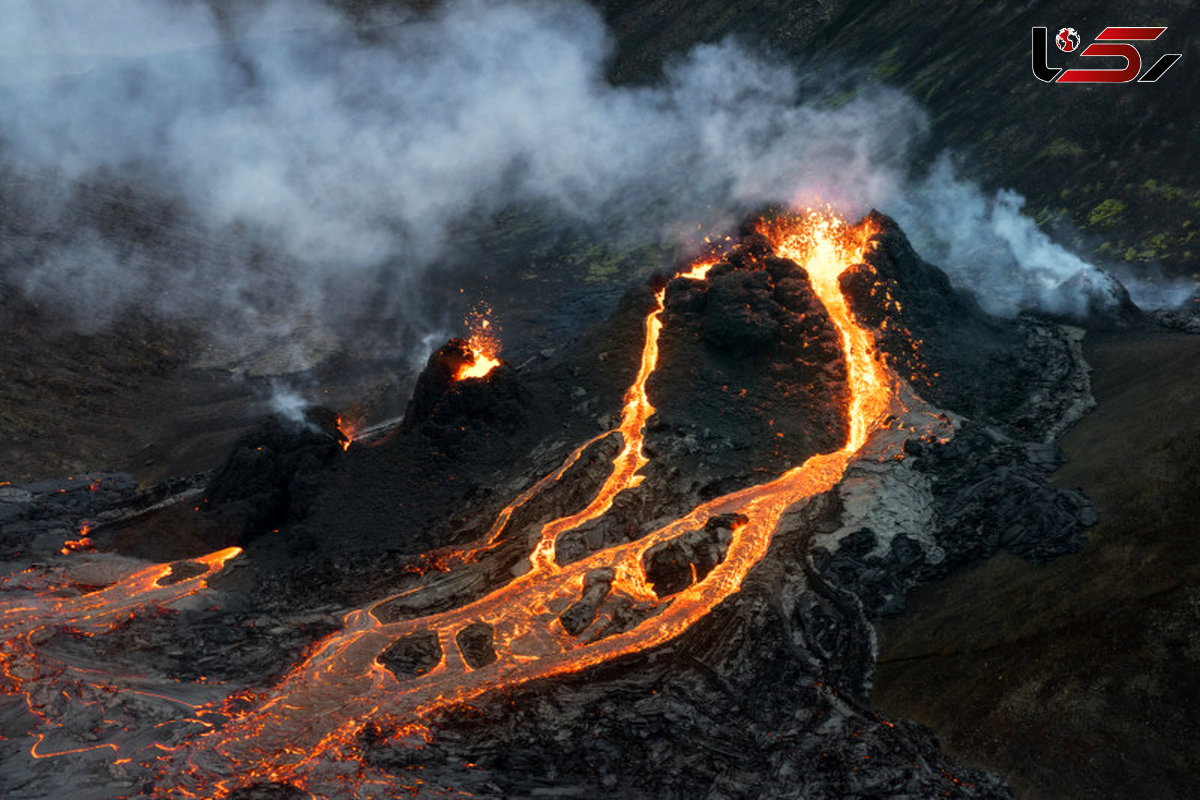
[
  {"x1": 59, "y1": 523, "x2": 94, "y2": 555},
  {"x1": 0, "y1": 548, "x2": 242, "y2": 761},
  {"x1": 334, "y1": 415, "x2": 356, "y2": 451},
  {"x1": 677, "y1": 257, "x2": 718, "y2": 281},
  {"x1": 455, "y1": 303, "x2": 502, "y2": 381},
  {"x1": 761, "y1": 211, "x2": 890, "y2": 451}
]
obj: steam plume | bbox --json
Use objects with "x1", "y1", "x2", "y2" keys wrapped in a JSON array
[{"x1": 0, "y1": 0, "x2": 1174, "y2": 355}]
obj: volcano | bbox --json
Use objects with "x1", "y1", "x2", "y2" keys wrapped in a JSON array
[{"x1": 0, "y1": 211, "x2": 1100, "y2": 799}]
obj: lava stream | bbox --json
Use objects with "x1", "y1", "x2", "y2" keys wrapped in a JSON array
[
  {"x1": 161, "y1": 211, "x2": 904, "y2": 797},
  {"x1": 0, "y1": 549, "x2": 241, "y2": 761},
  {"x1": 527, "y1": 288, "x2": 664, "y2": 571}
]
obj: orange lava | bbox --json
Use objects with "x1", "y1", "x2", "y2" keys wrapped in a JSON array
[
  {"x1": 527, "y1": 286, "x2": 665, "y2": 572},
  {"x1": 455, "y1": 303, "x2": 502, "y2": 381},
  {"x1": 761, "y1": 211, "x2": 888, "y2": 451},
  {"x1": 677, "y1": 257, "x2": 718, "y2": 281},
  {"x1": 0, "y1": 548, "x2": 242, "y2": 762},
  {"x1": 335, "y1": 415, "x2": 356, "y2": 451},
  {"x1": 60, "y1": 523, "x2": 95, "y2": 555}
]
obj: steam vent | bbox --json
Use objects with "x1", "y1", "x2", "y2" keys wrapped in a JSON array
[{"x1": 0, "y1": 206, "x2": 1118, "y2": 799}]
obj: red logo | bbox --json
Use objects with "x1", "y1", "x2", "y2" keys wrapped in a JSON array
[
  {"x1": 1033, "y1": 26, "x2": 1182, "y2": 83},
  {"x1": 1056, "y1": 28, "x2": 1080, "y2": 52}
]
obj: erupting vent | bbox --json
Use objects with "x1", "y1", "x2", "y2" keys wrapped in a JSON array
[{"x1": 454, "y1": 303, "x2": 502, "y2": 381}]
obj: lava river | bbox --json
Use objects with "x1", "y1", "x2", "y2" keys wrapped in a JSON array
[{"x1": 3, "y1": 211, "x2": 920, "y2": 798}]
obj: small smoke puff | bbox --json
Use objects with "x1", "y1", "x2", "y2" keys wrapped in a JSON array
[{"x1": 268, "y1": 387, "x2": 310, "y2": 426}]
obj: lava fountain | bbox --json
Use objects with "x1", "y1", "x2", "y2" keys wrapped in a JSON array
[{"x1": 454, "y1": 303, "x2": 502, "y2": 381}]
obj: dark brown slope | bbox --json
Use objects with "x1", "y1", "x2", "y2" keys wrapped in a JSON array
[{"x1": 870, "y1": 329, "x2": 1200, "y2": 800}]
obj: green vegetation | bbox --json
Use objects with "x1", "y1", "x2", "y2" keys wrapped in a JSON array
[
  {"x1": 578, "y1": 244, "x2": 623, "y2": 283},
  {"x1": 1088, "y1": 199, "x2": 1127, "y2": 228},
  {"x1": 1043, "y1": 139, "x2": 1086, "y2": 158},
  {"x1": 541, "y1": 240, "x2": 667, "y2": 286},
  {"x1": 1142, "y1": 179, "x2": 1186, "y2": 202},
  {"x1": 875, "y1": 45, "x2": 901, "y2": 78}
]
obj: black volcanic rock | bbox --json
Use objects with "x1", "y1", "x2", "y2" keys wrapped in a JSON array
[
  {"x1": 228, "y1": 291, "x2": 671, "y2": 587},
  {"x1": 642, "y1": 513, "x2": 745, "y2": 597},
  {"x1": 841, "y1": 211, "x2": 1029, "y2": 424},
  {"x1": 553, "y1": 478, "x2": 660, "y2": 567},
  {"x1": 846, "y1": 212, "x2": 1097, "y2": 445},
  {"x1": 368, "y1": 495, "x2": 1014, "y2": 800},
  {"x1": 456, "y1": 621, "x2": 498, "y2": 668},
  {"x1": 817, "y1": 211, "x2": 1098, "y2": 618},
  {"x1": 558, "y1": 567, "x2": 616, "y2": 635},
  {"x1": 597, "y1": 230, "x2": 849, "y2": 561},
  {"x1": 242, "y1": 332, "x2": 580, "y2": 569},
  {"x1": 3, "y1": 211, "x2": 1106, "y2": 800},
  {"x1": 700, "y1": 267, "x2": 781, "y2": 353},
  {"x1": 650, "y1": 236, "x2": 848, "y2": 485},
  {"x1": 1153, "y1": 286, "x2": 1200, "y2": 334},
  {"x1": 199, "y1": 406, "x2": 347, "y2": 542},
  {"x1": 379, "y1": 630, "x2": 443, "y2": 680},
  {"x1": 843, "y1": 211, "x2": 1098, "y2": 440}
]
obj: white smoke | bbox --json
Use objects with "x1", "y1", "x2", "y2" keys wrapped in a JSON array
[
  {"x1": 893, "y1": 158, "x2": 1115, "y2": 317},
  {"x1": 0, "y1": 0, "x2": 1174, "y2": 348},
  {"x1": 267, "y1": 384, "x2": 310, "y2": 426}
]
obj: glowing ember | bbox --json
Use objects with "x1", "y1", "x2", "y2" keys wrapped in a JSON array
[
  {"x1": 455, "y1": 303, "x2": 502, "y2": 381},
  {"x1": 60, "y1": 523, "x2": 95, "y2": 555},
  {"x1": 334, "y1": 415, "x2": 356, "y2": 451},
  {"x1": 677, "y1": 257, "x2": 718, "y2": 281}
]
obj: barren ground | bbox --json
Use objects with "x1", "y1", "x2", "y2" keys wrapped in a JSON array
[{"x1": 872, "y1": 329, "x2": 1200, "y2": 800}]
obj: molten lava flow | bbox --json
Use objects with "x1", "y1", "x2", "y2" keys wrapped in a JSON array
[
  {"x1": 145, "y1": 211, "x2": 907, "y2": 799},
  {"x1": 527, "y1": 287, "x2": 665, "y2": 572},
  {"x1": 761, "y1": 212, "x2": 890, "y2": 451},
  {"x1": 455, "y1": 303, "x2": 502, "y2": 381},
  {"x1": 0, "y1": 548, "x2": 242, "y2": 761},
  {"x1": 677, "y1": 257, "x2": 718, "y2": 281}
]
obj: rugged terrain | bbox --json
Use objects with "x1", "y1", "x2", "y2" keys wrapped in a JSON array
[
  {"x1": 0, "y1": 213, "x2": 1115, "y2": 798},
  {"x1": 872, "y1": 328, "x2": 1200, "y2": 800},
  {"x1": 2, "y1": 1, "x2": 1197, "y2": 797},
  {"x1": 591, "y1": 0, "x2": 1200, "y2": 287}
]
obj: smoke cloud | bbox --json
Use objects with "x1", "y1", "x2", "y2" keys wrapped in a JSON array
[{"x1": 0, "y1": 0, "x2": 1172, "y2": 355}]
